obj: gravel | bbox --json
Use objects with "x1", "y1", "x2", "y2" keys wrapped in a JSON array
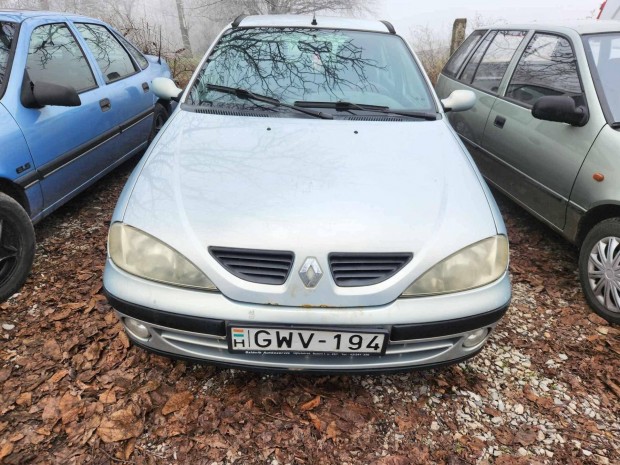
[{"x1": 0, "y1": 164, "x2": 618, "y2": 464}]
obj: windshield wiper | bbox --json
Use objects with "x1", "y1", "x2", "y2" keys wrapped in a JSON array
[
  {"x1": 611, "y1": 122, "x2": 620, "y2": 129},
  {"x1": 206, "y1": 84, "x2": 333, "y2": 119},
  {"x1": 295, "y1": 100, "x2": 438, "y2": 121}
]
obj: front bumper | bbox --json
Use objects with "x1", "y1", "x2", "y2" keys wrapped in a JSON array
[{"x1": 103, "y1": 260, "x2": 511, "y2": 373}]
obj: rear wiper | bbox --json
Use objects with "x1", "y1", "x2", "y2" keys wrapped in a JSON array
[
  {"x1": 206, "y1": 85, "x2": 333, "y2": 119},
  {"x1": 295, "y1": 100, "x2": 437, "y2": 121}
]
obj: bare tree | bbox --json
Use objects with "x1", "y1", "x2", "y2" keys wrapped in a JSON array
[
  {"x1": 190, "y1": 0, "x2": 374, "y2": 23},
  {"x1": 409, "y1": 25, "x2": 450, "y2": 85},
  {"x1": 175, "y1": 0, "x2": 193, "y2": 56}
]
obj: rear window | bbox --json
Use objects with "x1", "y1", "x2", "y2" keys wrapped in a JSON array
[{"x1": 443, "y1": 30, "x2": 486, "y2": 78}]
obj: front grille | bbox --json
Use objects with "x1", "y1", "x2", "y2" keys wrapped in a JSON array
[
  {"x1": 209, "y1": 247, "x2": 294, "y2": 285},
  {"x1": 329, "y1": 253, "x2": 413, "y2": 287}
]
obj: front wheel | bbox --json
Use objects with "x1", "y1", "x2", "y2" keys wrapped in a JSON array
[
  {"x1": 579, "y1": 218, "x2": 620, "y2": 324},
  {"x1": 0, "y1": 193, "x2": 35, "y2": 302}
]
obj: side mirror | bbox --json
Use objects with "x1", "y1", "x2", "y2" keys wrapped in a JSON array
[
  {"x1": 152, "y1": 77, "x2": 183, "y2": 102},
  {"x1": 441, "y1": 90, "x2": 476, "y2": 112},
  {"x1": 532, "y1": 96, "x2": 588, "y2": 127},
  {"x1": 21, "y1": 73, "x2": 81, "y2": 108}
]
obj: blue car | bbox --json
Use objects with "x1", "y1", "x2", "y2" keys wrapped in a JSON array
[{"x1": 0, "y1": 10, "x2": 172, "y2": 300}]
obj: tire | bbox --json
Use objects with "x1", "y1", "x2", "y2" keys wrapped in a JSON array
[
  {"x1": 0, "y1": 193, "x2": 35, "y2": 302},
  {"x1": 148, "y1": 103, "x2": 170, "y2": 144},
  {"x1": 579, "y1": 218, "x2": 620, "y2": 324}
]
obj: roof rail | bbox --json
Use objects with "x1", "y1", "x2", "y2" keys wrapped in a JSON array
[
  {"x1": 232, "y1": 14, "x2": 247, "y2": 28},
  {"x1": 379, "y1": 20, "x2": 396, "y2": 34}
]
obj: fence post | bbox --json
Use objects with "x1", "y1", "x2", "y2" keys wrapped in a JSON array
[{"x1": 450, "y1": 18, "x2": 467, "y2": 55}]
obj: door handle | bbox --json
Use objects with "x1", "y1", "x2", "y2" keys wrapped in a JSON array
[
  {"x1": 494, "y1": 115, "x2": 506, "y2": 129},
  {"x1": 142, "y1": 82, "x2": 149, "y2": 93},
  {"x1": 99, "y1": 98, "x2": 111, "y2": 112}
]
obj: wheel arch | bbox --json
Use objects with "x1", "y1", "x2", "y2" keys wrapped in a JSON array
[
  {"x1": 0, "y1": 178, "x2": 30, "y2": 215},
  {"x1": 576, "y1": 203, "x2": 620, "y2": 246}
]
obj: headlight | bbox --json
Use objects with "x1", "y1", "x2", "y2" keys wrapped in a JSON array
[
  {"x1": 108, "y1": 223, "x2": 218, "y2": 291},
  {"x1": 401, "y1": 235, "x2": 508, "y2": 297}
]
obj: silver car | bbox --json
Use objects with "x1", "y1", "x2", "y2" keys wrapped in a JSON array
[
  {"x1": 437, "y1": 21, "x2": 620, "y2": 324},
  {"x1": 103, "y1": 15, "x2": 511, "y2": 373}
]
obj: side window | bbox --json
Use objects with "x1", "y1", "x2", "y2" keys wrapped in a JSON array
[
  {"x1": 506, "y1": 33, "x2": 582, "y2": 107},
  {"x1": 470, "y1": 30, "x2": 527, "y2": 94},
  {"x1": 460, "y1": 32, "x2": 496, "y2": 83},
  {"x1": 26, "y1": 23, "x2": 96, "y2": 92},
  {"x1": 76, "y1": 23, "x2": 137, "y2": 83},
  {"x1": 443, "y1": 30, "x2": 487, "y2": 78},
  {"x1": 115, "y1": 33, "x2": 149, "y2": 69}
]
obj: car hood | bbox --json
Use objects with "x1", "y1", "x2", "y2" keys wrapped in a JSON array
[{"x1": 121, "y1": 110, "x2": 499, "y2": 307}]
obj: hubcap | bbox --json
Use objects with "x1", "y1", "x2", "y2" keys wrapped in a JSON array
[
  {"x1": 0, "y1": 219, "x2": 20, "y2": 287},
  {"x1": 588, "y1": 236, "x2": 620, "y2": 313}
]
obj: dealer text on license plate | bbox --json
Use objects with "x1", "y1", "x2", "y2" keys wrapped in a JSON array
[{"x1": 227, "y1": 326, "x2": 388, "y2": 355}]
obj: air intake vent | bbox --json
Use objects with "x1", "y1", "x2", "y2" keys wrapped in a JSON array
[
  {"x1": 192, "y1": 108, "x2": 270, "y2": 117},
  {"x1": 209, "y1": 247, "x2": 294, "y2": 285},
  {"x1": 341, "y1": 115, "x2": 404, "y2": 122},
  {"x1": 329, "y1": 253, "x2": 413, "y2": 287}
]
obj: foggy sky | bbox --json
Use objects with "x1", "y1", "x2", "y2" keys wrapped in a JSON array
[{"x1": 376, "y1": 0, "x2": 603, "y2": 36}]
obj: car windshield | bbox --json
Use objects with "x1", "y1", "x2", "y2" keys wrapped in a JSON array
[
  {"x1": 0, "y1": 22, "x2": 16, "y2": 89},
  {"x1": 187, "y1": 27, "x2": 435, "y2": 114},
  {"x1": 584, "y1": 33, "x2": 620, "y2": 124}
]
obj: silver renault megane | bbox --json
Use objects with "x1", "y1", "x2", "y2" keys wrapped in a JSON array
[{"x1": 103, "y1": 14, "x2": 511, "y2": 373}]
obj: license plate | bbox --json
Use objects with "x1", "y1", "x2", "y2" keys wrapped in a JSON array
[{"x1": 227, "y1": 325, "x2": 388, "y2": 355}]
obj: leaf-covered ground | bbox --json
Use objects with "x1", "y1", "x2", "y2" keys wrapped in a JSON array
[{"x1": 1, "y1": 161, "x2": 619, "y2": 465}]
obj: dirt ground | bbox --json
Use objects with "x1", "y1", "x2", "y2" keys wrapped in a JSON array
[{"x1": 0, "y1": 160, "x2": 619, "y2": 465}]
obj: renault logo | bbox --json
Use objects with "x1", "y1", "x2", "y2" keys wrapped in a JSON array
[{"x1": 299, "y1": 257, "x2": 323, "y2": 288}]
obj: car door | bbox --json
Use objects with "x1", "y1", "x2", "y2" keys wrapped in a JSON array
[
  {"x1": 481, "y1": 32, "x2": 602, "y2": 229},
  {"x1": 73, "y1": 22, "x2": 154, "y2": 159},
  {"x1": 11, "y1": 20, "x2": 120, "y2": 211},
  {"x1": 440, "y1": 30, "x2": 528, "y2": 158}
]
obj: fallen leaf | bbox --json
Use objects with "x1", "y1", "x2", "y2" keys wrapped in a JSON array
[
  {"x1": 162, "y1": 391, "x2": 193, "y2": 415},
  {"x1": 138, "y1": 380, "x2": 159, "y2": 393},
  {"x1": 50, "y1": 308, "x2": 73, "y2": 321},
  {"x1": 42, "y1": 397, "x2": 60, "y2": 422},
  {"x1": 307, "y1": 412, "x2": 323, "y2": 431},
  {"x1": 300, "y1": 395, "x2": 321, "y2": 412},
  {"x1": 0, "y1": 367, "x2": 12, "y2": 383},
  {"x1": 395, "y1": 416, "x2": 413, "y2": 432},
  {"x1": 43, "y1": 339, "x2": 62, "y2": 360},
  {"x1": 16, "y1": 392, "x2": 32, "y2": 407},
  {"x1": 36, "y1": 427, "x2": 51, "y2": 436},
  {"x1": 603, "y1": 377, "x2": 620, "y2": 399},
  {"x1": 59, "y1": 392, "x2": 82, "y2": 425},
  {"x1": 97, "y1": 408, "x2": 144, "y2": 443},
  {"x1": 326, "y1": 421, "x2": 339, "y2": 441},
  {"x1": 48, "y1": 369, "x2": 69, "y2": 384},
  {"x1": 378, "y1": 456, "x2": 410, "y2": 465},
  {"x1": 515, "y1": 428, "x2": 537, "y2": 446},
  {"x1": 118, "y1": 331, "x2": 130, "y2": 349},
  {"x1": 8, "y1": 432, "x2": 24, "y2": 443},
  {"x1": 0, "y1": 442, "x2": 13, "y2": 460},
  {"x1": 99, "y1": 390, "x2": 116, "y2": 404},
  {"x1": 124, "y1": 438, "x2": 136, "y2": 460}
]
